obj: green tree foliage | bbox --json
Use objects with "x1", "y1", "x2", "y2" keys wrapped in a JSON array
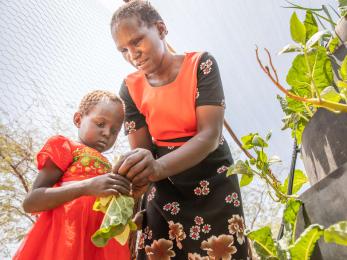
[{"x1": 0, "y1": 123, "x2": 37, "y2": 257}]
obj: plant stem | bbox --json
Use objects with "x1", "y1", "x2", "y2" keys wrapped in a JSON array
[{"x1": 304, "y1": 48, "x2": 321, "y2": 100}]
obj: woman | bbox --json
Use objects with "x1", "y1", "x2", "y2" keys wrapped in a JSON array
[{"x1": 112, "y1": 1, "x2": 250, "y2": 259}]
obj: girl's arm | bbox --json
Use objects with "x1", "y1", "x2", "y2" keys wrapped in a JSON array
[{"x1": 23, "y1": 159, "x2": 131, "y2": 213}]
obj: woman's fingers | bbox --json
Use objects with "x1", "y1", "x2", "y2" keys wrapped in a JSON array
[
  {"x1": 124, "y1": 157, "x2": 149, "y2": 180},
  {"x1": 132, "y1": 167, "x2": 152, "y2": 184},
  {"x1": 118, "y1": 149, "x2": 153, "y2": 177},
  {"x1": 112, "y1": 150, "x2": 138, "y2": 175}
]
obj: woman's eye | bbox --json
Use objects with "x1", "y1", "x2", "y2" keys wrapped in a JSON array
[
  {"x1": 96, "y1": 122, "x2": 104, "y2": 127},
  {"x1": 120, "y1": 48, "x2": 128, "y2": 54}
]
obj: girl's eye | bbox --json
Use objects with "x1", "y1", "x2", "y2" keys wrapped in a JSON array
[
  {"x1": 120, "y1": 48, "x2": 128, "y2": 54},
  {"x1": 96, "y1": 122, "x2": 105, "y2": 127}
]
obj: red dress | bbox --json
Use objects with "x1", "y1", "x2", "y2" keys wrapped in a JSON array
[{"x1": 13, "y1": 135, "x2": 130, "y2": 260}]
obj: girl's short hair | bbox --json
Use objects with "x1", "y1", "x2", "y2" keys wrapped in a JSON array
[
  {"x1": 111, "y1": 0, "x2": 163, "y2": 30},
  {"x1": 78, "y1": 90, "x2": 122, "y2": 115}
]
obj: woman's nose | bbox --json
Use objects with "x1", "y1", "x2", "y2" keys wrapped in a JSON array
[{"x1": 128, "y1": 48, "x2": 140, "y2": 62}]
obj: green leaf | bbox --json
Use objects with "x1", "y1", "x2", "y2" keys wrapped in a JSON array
[
  {"x1": 92, "y1": 195, "x2": 134, "y2": 247},
  {"x1": 338, "y1": 0, "x2": 347, "y2": 17},
  {"x1": 226, "y1": 160, "x2": 253, "y2": 177},
  {"x1": 290, "y1": 12, "x2": 307, "y2": 44},
  {"x1": 324, "y1": 221, "x2": 347, "y2": 246},
  {"x1": 252, "y1": 135, "x2": 268, "y2": 148},
  {"x1": 265, "y1": 131, "x2": 272, "y2": 141},
  {"x1": 247, "y1": 226, "x2": 278, "y2": 259},
  {"x1": 281, "y1": 169, "x2": 308, "y2": 195},
  {"x1": 278, "y1": 43, "x2": 303, "y2": 55},
  {"x1": 286, "y1": 47, "x2": 333, "y2": 97},
  {"x1": 340, "y1": 55, "x2": 347, "y2": 81},
  {"x1": 289, "y1": 224, "x2": 324, "y2": 260},
  {"x1": 283, "y1": 198, "x2": 302, "y2": 243},
  {"x1": 240, "y1": 174, "x2": 254, "y2": 187},
  {"x1": 320, "y1": 86, "x2": 341, "y2": 103},
  {"x1": 304, "y1": 10, "x2": 318, "y2": 41},
  {"x1": 328, "y1": 37, "x2": 340, "y2": 53},
  {"x1": 257, "y1": 150, "x2": 268, "y2": 164},
  {"x1": 241, "y1": 133, "x2": 256, "y2": 149},
  {"x1": 306, "y1": 30, "x2": 329, "y2": 49},
  {"x1": 337, "y1": 81, "x2": 347, "y2": 88}
]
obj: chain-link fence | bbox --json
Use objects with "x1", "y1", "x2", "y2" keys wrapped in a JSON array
[{"x1": 0, "y1": 1, "x2": 131, "y2": 257}]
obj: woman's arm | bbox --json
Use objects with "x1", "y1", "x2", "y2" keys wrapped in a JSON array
[
  {"x1": 23, "y1": 159, "x2": 130, "y2": 213},
  {"x1": 120, "y1": 105, "x2": 224, "y2": 183}
]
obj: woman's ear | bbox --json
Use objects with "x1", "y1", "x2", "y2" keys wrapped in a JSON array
[
  {"x1": 155, "y1": 21, "x2": 168, "y2": 39},
  {"x1": 73, "y1": 112, "x2": 82, "y2": 128}
]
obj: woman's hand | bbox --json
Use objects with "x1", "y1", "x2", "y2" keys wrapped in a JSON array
[
  {"x1": 117, "y1": 148, "x2": 164, "y2": 184},
  {"x1": 84, "y1": 173, "x2": 131, "y2": 197}
]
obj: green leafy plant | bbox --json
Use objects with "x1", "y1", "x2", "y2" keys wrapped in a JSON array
[
  {"x1": 227, "y1": 132, "x2": 307, "y2": 203},
  {"x1": 247, "y1": 198, "x2": 347, "y2": 259},
  {"x1": 92, "y1": 194, "x2": 137, "y2": 247},
  {"x1": 256, "y1": 9, "x2": 347, "y2": 143}
]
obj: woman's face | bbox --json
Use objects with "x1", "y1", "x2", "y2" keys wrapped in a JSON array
[{"x1": 112, "y1": 16, "x2": 167, "y2": 75}]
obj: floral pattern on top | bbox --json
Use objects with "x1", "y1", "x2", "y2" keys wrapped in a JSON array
[
  {"x1": 199, "y1": 58, "x2": 213, "y2": 75},
  {"x1": 124, "y1": 120, "x2": 136, "y2": 133},
  {"x1": 62, "y1": 146, "x2": 111, "y2": 182}
]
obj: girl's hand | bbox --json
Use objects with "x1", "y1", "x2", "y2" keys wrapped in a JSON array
[{"x1": 84, "y1": 173, "x2": 131, "y2": 197}]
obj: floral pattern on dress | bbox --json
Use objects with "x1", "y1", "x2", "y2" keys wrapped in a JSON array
[
  {"x1": 168, "y1": 221, "x2": 186, "y2": 249},
  {"x1": 188, "y1": 253, "x2": 209, "y2": 260},
  {"x1": 145, "y1": 239, "x2": 176, "y2": 260},
  {"x1": 194, "y1": 180, "x2": 210, "y2": 196},
  {"x1": 124, "y1": 120, "x2": 136, "y2": 133},
  {"x1": 147, "y1": 186, "x2": 156, "y2": 202},
  {"x1": 225, "y1": 192, "x2": 241, "y2": 207},
  {"x1": 163, "y1": 202, "x2": 180, "y2": 215},
  {"x1": 217, "y1": 165, "x2": 229, "y2": 174},
  {"x1": 189, "y1": 216, "x2": 211, "y2": 240},
  {"x1": 228, "y1": 214, "x2": 246, "y2": 245},
  {"x1": 201, "y1": 234, "x2": 237, "y2": 259},
  {"x1": 219, "y1": 136, "x2": 225, "y2": 145},
  {"x1": 200, "y1": 59, "x2": 213, "y2": 75}
]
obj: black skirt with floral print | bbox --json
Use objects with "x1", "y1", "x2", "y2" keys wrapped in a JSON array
[{"x1": 136, "y1": 138, "x2": 250, "y2": 260}]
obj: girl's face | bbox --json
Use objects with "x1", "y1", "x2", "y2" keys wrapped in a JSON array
[
  {"x1": 74, "y1": 101, "x2": 124, "y2": 152},
  {"x1": 112, "y1": 16, "x2": 167, "y2": 75}
]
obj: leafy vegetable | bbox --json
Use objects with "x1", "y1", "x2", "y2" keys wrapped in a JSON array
[{"x1": 92, "y1": 195, "x2": 136, "y2": 247}]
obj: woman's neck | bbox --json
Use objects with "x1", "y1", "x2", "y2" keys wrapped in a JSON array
[{"x1": 146, "y1": 53, "x2": 184, "y2": 87}]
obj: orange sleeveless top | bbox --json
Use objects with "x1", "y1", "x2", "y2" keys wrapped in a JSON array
[{"x1": 125, "y1": 52, "x2": 202, "y2": 146}]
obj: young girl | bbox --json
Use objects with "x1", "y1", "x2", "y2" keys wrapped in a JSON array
[
  {"x1": 13, "y1": 90, "x2": 131, "y2": 260},
  {"x1": 111, "y1": 1, "x2": 250, "y2": 259}
]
